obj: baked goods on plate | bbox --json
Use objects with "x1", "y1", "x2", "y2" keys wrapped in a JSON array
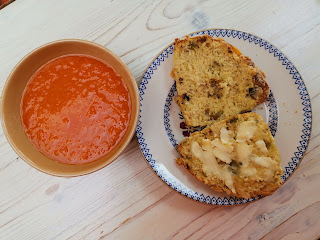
[
  {"x1": 137, "y1": 29, "x2": 312, "y2": 205},
  {"x1": 172, "y1": 35, "x2": 269, "y2": 127},
  {"x1": 177, "y1": 112, "x2": 282, "y2": 198}
]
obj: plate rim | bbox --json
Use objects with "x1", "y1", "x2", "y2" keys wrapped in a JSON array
[{"x1": 136, "y1": 28, "x2": 313, "y2": 206}]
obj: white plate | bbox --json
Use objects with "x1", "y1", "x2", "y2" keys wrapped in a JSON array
[{"x1": 136, "y1": 29, "x2": 312, "y2": 205}]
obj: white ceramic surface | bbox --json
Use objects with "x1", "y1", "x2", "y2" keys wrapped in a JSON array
[{"x1": 137, "y1": 29, "x2": 312, "y2": 205}]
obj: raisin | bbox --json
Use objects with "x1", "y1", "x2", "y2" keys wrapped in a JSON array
[
  {"x1": 210, "y1": 111, "x2": 223, "y2": 120},
  {"x1": 228, "y1": 46, "x2": 233, "y2": 53},
  {"x1": 229, "y1": 117, "x2": 238, "y2": 123},
  {"x1": 183, "y1": 94, "x2": 190, "y2": 101},
  {"x1": 208, "y1": 79, "x2": 223, "y2": 98},
  {"x1": 197, "y1": 36, "x2": 207, "y2": 43},
  {"x1": 188, "y1": 41, "x2": 199, "y2": 50},
  {"x1": 240, "y1": 110, "x2": 251, "y2": 114},
  {"x1": 210, "y1": 78, "x2": 218, "y2": 87},
  {"x1": 186, "y1": 163, "x2": 190, "y2": 169},
  {"x1": 183, "y1": 131, "x2": 190, "y2": 137},
  {"x1": 179, "y1": 78, "x2": 183, "y2": 84},
  {"x1": 230, "y1": 161, "x2": 240, "y2": 175},
  {"x1": 248, "y1": 86, "x2": 262, "y2": 100},
  {"x1": 180, "y1": 122, "x2": 187, "y2": 129}
]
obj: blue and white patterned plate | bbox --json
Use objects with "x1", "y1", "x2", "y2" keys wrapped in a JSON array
[{"x1": 136, "y1": 29, "x2": 312, "y2": 205}]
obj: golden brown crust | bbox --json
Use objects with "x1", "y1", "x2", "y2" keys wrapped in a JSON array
[
  {"x1": 172, "y1": 35, "x2": 270, "y2": 127},
  {"x1": 252, "y1": 69, "x2": 269, "y2": 105}
]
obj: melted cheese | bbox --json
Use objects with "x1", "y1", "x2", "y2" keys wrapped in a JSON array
[
  {"x1": 212, "y1": 148, "x2": 232, "y2": 164},
  {"x1": 236, "y1": 142, "x2": 252, "y2": 165},
  {"x1": 223, "y1": 166, "x2": 235, "y2": 192},
  {"x1": 255, "y1": 140, "x2": 268, "y2": 154},
  {"x1": 241, "y1": 167, "x2": 257, "y2": 177},
  {"x1": 211, "y1": 139, "x2": 233, "y2": 152},
  {"x1": 201, "y1": 139, "x2": 213, "y2": 151},
  {"x1": 220, "y1": 127, "x2": 232, "y2": 144},
  {"x1": 202, "y1": 146, "x2": 219, "y2": 176},
  {"x1": 213, "y1": 139, "x2": 233, "y2": 163},
  {"x1": 252, "y1": 156, "x2": 274, "y2": 168},
  {"x1": 191, "y1": 141, "x2": 204, "y2": 159},
  {"x1": 191, "y1": 141, "x2": 235, "y2": 193},
  {"x1": 236, "y1": 120, "x2": 257, "y2": 142}
]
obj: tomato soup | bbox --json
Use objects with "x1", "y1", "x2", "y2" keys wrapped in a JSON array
[{"x1": 21, "y1": 55, "x2": 131, "y2": 165}]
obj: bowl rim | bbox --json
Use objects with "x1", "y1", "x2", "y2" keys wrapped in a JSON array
[{"x1": 1, "y1": 39, "x2": 140, "y2": 177}]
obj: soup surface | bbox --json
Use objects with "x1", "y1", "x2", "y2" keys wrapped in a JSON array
[{"x1": 21, "y1": 55, "x2": 131, "y2": 164}]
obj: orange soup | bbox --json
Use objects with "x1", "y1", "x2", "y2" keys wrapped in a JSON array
[{"x1": 21, "y1": 55, "x2": 131, "y2": 165}]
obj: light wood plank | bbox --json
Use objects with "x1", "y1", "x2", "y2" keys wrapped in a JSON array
[{"x1": 261, "y1": 202, "x2": 320, "y2": 240}]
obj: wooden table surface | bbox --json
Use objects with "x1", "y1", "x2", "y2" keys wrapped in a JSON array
[{"x1": 0, "y1": 0, "x2": 319, "y2": 239}]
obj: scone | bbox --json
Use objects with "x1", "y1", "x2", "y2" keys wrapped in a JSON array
[
  {"x1": 176, "y1": 112, "x2": 282, "y2": 198},
  {"x1": 172, "y1": 35, "x2": 269, "y2": 127}
]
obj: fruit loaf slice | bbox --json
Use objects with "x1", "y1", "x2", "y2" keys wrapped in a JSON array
[
  {"x1": 176, "y1": 112, "x2": 282, "y2": 198},
  {"x1": 172, "y1": 35, "x2": 269, "y2": 127}
]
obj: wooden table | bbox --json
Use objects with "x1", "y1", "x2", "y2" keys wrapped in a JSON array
[{"x1": 1, "y1": 0, "x2": 319, "y2": 239}]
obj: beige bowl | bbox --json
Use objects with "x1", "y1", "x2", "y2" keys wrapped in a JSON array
[{"x1": 1, "y1": 39, "x2": 139, "y2": 177}]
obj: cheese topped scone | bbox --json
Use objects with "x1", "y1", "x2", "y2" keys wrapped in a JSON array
[
  {"x1": 172, "y1": 35, "x2": 269, "y2": 127},
  {"x1": 176, "y1": 112, "x2": 282, "y2": 198}
]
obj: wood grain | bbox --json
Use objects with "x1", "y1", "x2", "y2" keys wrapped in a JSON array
[
  {"x1": 0, "y1": 0, "x2": 319, "y2": 239},
  {"x1": 261, "y1": 201, "x2": 320, "y2": 240}
]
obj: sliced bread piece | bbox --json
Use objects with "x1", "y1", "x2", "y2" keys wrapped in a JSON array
[
  {"x1": 176, "y1": 112, "x2": 282, "y2": 198},
  {"x1": 172, "y1": 35, "x2": 269, "y2": 127}
]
